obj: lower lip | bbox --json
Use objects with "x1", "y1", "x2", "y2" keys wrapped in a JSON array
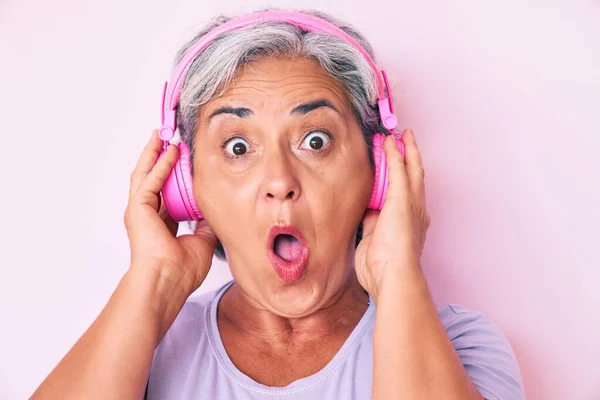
[
  {"x1": 267, "y1": 227, "x2": 310, "y2": 283},
  {"x1": 267, "y1": 249, "x2": 309, "y2": 282}
]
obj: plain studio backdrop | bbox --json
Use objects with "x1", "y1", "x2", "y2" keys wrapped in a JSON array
[{"x1": 1, "y1": 0, "x2": 599, "y2": 399}]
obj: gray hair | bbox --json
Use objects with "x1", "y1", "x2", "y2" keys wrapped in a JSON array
[{"x1": 173, "y1": 9, "x2": 385, "y2": 258}]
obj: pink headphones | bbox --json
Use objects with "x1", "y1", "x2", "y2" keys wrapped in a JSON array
[{"x1": 159, "y1": 10, "x2": 404, "y2": 222}]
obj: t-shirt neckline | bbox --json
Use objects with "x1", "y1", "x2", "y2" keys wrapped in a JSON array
[{"x1": 205, "y1": 280, "x2": 375, "y2": 395}]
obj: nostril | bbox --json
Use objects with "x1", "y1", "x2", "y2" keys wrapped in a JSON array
[{"x1": 265, "y1": 190, "x2": 295, "y2": 200}]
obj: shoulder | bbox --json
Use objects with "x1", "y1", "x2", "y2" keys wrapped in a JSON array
[
  {"x1": 159, "y1": 287, "x2": 218, "y2": 347},
  {"x1": 147, "y1": 286, "x2": 225, "y2": 396},
  {"x1": 437, "y1": 304, "x2": 525, "y2": 400},
  {"x1": 146, "y1": 286, "x2": 225, "y2": 399},
  {"x1": 150, "y1": 286, "x2": 220, "y2": 372}
]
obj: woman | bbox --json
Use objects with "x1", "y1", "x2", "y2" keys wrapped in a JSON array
[{"x1": 32, "y1": 9, "x2": 524, "y2": 400}]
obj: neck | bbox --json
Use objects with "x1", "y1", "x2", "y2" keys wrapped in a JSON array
[{"x1": 219, "y1": 271, "x2": 369, "y2": 345}]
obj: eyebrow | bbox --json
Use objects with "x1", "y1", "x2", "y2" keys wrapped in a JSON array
[
  {"x1": 290, "y1": 99, "x2": 339, "y2": 116},
  {"x1": 208, "y1": 99, "x2": 339, "y2": 122},
  {"x1": 208, "y1": 107, "x2": 253, "y2": 121}
]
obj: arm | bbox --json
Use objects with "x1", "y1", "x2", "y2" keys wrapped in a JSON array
[
  {"x1": 360, "y1": 130, "x2": 523, "y2": 399},
  {"x1": 31, "y1": 265, "x2": 190, "y2": 399},
  {"x1": 371, "y1": 263, "x2": 483, "y2": 400},
  {"x1": 31, "y1": 130, "x2": 217, "y2": 399}
]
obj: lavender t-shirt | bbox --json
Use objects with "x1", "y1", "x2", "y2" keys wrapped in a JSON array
[{"x1": 147, "y1": 280, "x2": 524, "y2": 399}]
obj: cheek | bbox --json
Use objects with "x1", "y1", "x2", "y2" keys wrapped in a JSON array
[
  {"x1": 308, "y1": 146, "x2": 373, "y2": 236},
  {"x1": 332, "y1": 140, "x2": 373, "y2": 209},
  {"x1": 191, "y1": 157, "x2": 256, "y2": 239}
]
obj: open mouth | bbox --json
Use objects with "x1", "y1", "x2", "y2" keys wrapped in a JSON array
[
  {"x1": 267, "y1": 226, "x2": 309, "y2": 282},
  {"x1": 273, "y1": 234, "x2": 304, "y2": 261}
]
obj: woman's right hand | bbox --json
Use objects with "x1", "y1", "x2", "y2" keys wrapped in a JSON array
[{"x1": 124, "y1": 129, "x2": 218, "y2": 298}]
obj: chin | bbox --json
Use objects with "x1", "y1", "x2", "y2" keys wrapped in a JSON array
[{"x1": 262, "y1": 264, "x2": 348, "y2": 318}]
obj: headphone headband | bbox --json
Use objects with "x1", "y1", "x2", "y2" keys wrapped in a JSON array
[{"x1": 159, "y1": 10, "x2": 397, "y2": 142}]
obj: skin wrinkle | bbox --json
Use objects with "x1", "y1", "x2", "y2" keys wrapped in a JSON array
[
  {"x1": 220, "y1": 273, "x2": 368, "y2": 342},
  {"x1": 207, "y1": 65, "x2": 351, "y2": 114},
  {"x1": 209, "y1": 87, "x2": 348, "y2": 121},
  {"x1": 190, "y1": 57, "x2": 373, "y2": 385},
  {"x1": 177, "y1": 16, "x2": 383, "y2": 185}
]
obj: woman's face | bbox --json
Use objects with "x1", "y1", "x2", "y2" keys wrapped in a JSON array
[{"x1": 192, "y1": 57, "x2": 373, "y2": 317}]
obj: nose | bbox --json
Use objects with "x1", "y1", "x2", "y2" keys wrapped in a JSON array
[{"x1": 261, "y1": 149, "x2": 301, "y2": 204}]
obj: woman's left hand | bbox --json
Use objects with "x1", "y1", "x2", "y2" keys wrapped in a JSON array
[{"x1": 355, "y1": 129, "x2": 431, "y2": 302}]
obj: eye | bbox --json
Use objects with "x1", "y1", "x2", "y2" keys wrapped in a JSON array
[
  {"x1": 224, "y1": 137, "x2": 249, "y2": 157},
  {"x1": 300, "y1": 131, "x2": 331, "y2": 151}
]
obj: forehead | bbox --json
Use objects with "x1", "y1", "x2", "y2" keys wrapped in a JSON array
[{"x1": 206, "y1": 57, "x2": 352, "y2": 113}]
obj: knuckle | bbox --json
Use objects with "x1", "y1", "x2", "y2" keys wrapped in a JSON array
[
  {"x1": 415, "y1": 166, "x2": 425, "y2": 179},
  {"x1": 130, "y1": 170, "x2": 141, "y2": 184},
  {"x1": 147, "y1": 173, "x2": 162, "y2": 189},
  {"x1": 123, "y1": 208, "x2": 131, "y2": 226},
  {"x1": 424, "y1": 212, "x2": 431, "y2": 227}
]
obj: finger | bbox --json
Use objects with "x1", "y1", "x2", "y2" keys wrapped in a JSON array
[
  {"x1": 383, "y1": 134, "x2": 409, "y2": 199},
  {"x1": 360, "y1": 209, "x2": 379, "y2": 239},
  {"x1": 134, "y1": 144, "x2": 179, "y2": 206},
  {"x1": 129, "y1": 129, "x2": 168, "y2": 201},
  {"x1": 402, "y1": 129, "x2": 426, "y2": 202}
]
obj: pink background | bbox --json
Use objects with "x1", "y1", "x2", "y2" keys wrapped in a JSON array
[{"x1": 1, "y1": 1, "x2": 599, "y2": 399}]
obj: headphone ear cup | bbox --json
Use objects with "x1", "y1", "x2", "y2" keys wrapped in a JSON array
[
  {"x1": 368, "y1": 133, "x2": 405, "y2": 210},
  {"x1": 368, "y1": 133, "x2": 387, "y2": 210},
  {"x1": 161, "y1": 143, "x2": 203, "y2": 222}
]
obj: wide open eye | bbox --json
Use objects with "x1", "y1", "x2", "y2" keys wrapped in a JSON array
[
  {"x1": 225, "y1": 137, "x2": 249, "y2": 156},
  {"x1": 300, "y1": 131, "x2": 331, "y2": 151}
]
